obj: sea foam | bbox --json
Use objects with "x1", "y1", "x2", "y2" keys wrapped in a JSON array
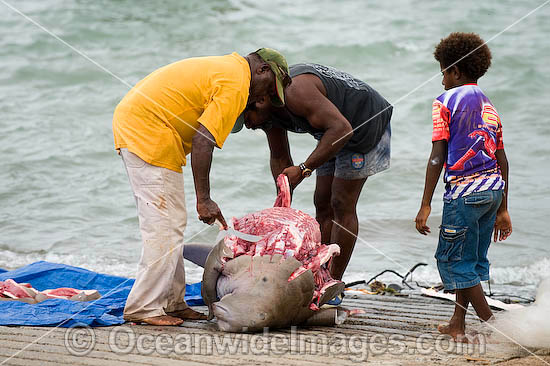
[{"x1": 488, "y1": 278, "x2": 550, "y2": 348}]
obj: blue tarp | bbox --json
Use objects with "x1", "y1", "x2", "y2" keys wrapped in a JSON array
[{"x1": 0, "y1": 261, "x2": 203, "y2": 327}]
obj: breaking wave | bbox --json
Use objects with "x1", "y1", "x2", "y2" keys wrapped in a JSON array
[
  {"x1": 1, "y1": 245, "x2": 548, "y2": 298},
  {"x1": 0, "y1": 249, "x2": 204, "y2": 283},
  {"x1": 344, "y1": 257, "x2": 550, "y2": 297}
]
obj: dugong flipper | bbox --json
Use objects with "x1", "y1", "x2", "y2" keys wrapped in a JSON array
[
  {"x1": 317, "y1": 282, "x2": 346, "y2": 307},
  {"x1": 302, "y1": 307, "x2": 348, "y2": 326},
  {"x1": 182, "y1": 242, "x2": 214, "y2": 268},
  {"x1": 200, "y1": 239, "x2": 235, "y2": 321}
]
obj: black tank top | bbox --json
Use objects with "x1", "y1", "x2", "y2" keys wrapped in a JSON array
[{"x1": 270, "y1": 63, "x2": 392, "y2": 154}]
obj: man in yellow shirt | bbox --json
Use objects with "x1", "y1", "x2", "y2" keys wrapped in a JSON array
[{"x1": 113, "y1": 49, "x2": 290, "y2": 326}]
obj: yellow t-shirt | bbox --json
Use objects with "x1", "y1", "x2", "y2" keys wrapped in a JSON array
[{"x1": 112, "y1": 52, "x2": 250, "y2": 172}]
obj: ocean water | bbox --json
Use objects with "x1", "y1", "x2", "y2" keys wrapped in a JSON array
[{"x1": 1, "y1": 0, "x2": 549, "y2": 298}]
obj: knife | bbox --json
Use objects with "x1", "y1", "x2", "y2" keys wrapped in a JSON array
[{"x1": 214, "y1": 220, "x2": 263, "y2": 243}]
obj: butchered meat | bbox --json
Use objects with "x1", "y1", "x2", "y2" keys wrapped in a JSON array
[
  {"x1": 222, "y1": 174, "x2": 342, "y2": 310},
  {"x1": 0, "y1": 279, "x2": 36, "y2": 299},
  {"x1": 0, "y1": 279, "x2": 100, "y2": 303}
]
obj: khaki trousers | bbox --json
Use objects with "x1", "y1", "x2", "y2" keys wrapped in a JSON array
[{"x1": 120, "y1": 148, "x2": 188, "y2": 321}]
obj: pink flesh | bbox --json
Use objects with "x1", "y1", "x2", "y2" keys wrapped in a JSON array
[
  {"x1": 273, "y1": 174, "x2": 291, "y2": 208},
  {"x1": 42, "y1": 288, "x2": 80, "y2": 297},
  {"x1": 0, "y1": 279, "x2": 33, "y2": 298},
  {"x1": 222, "y1": 174, "x2": 342, "y2": 308},
  {"x1": 0, "y1": 279, "x2": 90, "y2": 301}
]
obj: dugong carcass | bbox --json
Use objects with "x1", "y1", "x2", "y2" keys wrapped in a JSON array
[{"x1": 185, "y1": 175, "x2": 348, "y2": 332}]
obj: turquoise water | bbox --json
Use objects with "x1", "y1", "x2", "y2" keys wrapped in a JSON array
[{"x1": 1, "y1": 0, "x2": 549, "y2": 296}]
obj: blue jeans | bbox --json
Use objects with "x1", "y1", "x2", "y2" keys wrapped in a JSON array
[
  {"x1": 316, "y1": 123, "x2": 391, "y2": 179},
  {"x1": 436, "y1": 189, "x2": 503, "y2": 291}
]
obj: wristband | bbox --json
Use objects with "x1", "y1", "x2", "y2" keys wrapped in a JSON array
[{"x1": 299, "y1": 163, "x2": 313, "y2": 178}]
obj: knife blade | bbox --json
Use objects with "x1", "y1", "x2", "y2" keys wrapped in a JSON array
[{"x1": 214, "y1": 220, "x2": 263, "y2": 243}]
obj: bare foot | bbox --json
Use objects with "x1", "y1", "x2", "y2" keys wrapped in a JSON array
[
  {"x1": 438, "y1": 323, "x2": 469, "y2": 343},
  {"x1": 167, "y1": 308, "x2": 207, "y2": 320},
  {"x1": 139, "y1": 315, "x2": 184, "y2": 326}
]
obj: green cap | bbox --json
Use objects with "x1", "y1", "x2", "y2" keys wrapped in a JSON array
[
  {"x1": 256, "y1": 47, "x2": 290, "y2": 107},
  {"x1": 231, "y1": 48, "x2": 290, "y2": 134}
]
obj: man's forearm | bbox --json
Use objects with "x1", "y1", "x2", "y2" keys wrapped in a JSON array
[
  {"x1": 191, "y1": 125, "x2": 216, "y2": 201},
  {"x1": 266, "y1": 127, "x2": 293, "y2": 182},
  {"x1": 270, "y1": 156, "x2": 293, "y2": 181},
  {"x1": 304, "y1": 128, "x2": 351, "y2": 170}
]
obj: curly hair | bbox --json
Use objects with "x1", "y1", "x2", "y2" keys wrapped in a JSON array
[{"x1": 434, "y1": 32, "x2": 492, "y2": 80}]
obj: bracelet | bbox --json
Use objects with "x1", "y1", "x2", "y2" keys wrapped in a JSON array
[{"x1": 299, "y1": 163, "x2": 313, "y2": 178}]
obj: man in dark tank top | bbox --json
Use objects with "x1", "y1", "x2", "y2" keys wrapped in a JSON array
[{"x1": 236, "y1": 63, "x2": 393, "y2": 281}]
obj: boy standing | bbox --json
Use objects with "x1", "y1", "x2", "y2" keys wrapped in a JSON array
[{"x1": 415, "y1": 32, "x2": 513, "y2": 341}]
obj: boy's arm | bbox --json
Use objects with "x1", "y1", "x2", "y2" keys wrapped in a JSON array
[
  {"x1": 493, "y1": 148, "x2": 512, "y2": 241},
  {"x1": 415, "y1": 140, "x2": 447, "y2": 235}
]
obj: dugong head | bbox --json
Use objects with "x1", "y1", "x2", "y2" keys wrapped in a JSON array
[{"x1": 203, "y1": 249, "x2": 316, "y2": 332}]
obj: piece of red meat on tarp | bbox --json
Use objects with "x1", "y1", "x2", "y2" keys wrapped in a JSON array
[
  {"x1": 0, "y1": 279, "x2": 100, "y2": 303},
  {"x1": 0, "y1": 279, "x2": 37, "y2": 299}
]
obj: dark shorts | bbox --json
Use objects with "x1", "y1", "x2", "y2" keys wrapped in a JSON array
[
  {"x1": 316, "y1": 123, "x2": 391, "y2": 180},
  {"x1": 436, "y1": 189, "x2": 503, "y2": 291}
]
